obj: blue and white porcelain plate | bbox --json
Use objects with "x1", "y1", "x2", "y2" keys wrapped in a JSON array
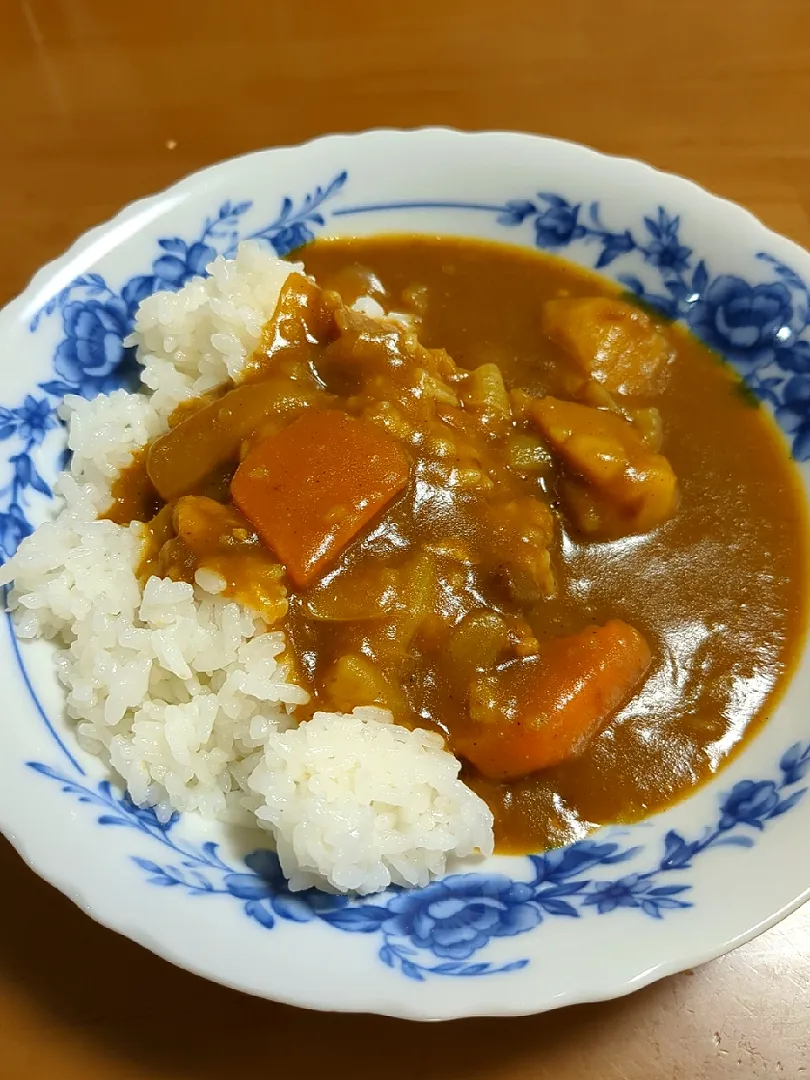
[{"x1": 0, "y1": 129, "x2": 808, "y2": 1020}]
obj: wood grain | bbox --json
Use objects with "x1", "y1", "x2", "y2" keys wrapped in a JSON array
[{"x1": 1, "y1": 1, "x2": 809, "y2": 1075}]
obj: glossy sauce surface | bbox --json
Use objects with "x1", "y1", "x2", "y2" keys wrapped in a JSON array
[
  {"x1": 109, "y1": 237, "x2": 808, "y2": 853},
  {"x1": 301, "y1": 238, "x2": 808, "y2": 850}
]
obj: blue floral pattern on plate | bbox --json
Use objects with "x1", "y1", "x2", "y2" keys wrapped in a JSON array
[
  {"x1": 26, "y1": 743, "x2": 810, "y2": 980},
  {"x1": 5, "y1": 169, "x2": 810, "y2": 980}
]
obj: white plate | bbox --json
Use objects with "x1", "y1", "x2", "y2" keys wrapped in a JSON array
[{"x1": 0, "y1": 129, "x2": 808, "y2": 1020}]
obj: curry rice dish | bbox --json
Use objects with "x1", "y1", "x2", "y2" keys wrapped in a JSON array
[{"x1": 3, "y1": 235, "x2": 806, "y2": 894}]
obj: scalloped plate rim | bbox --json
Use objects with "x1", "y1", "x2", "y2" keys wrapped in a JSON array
[{"x1": 0, "y1": 129, "x2": 808, "y2": 1020}]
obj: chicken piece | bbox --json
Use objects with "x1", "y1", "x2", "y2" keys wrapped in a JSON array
[
  {"x1": 543, "y1": 297, "x2": 674, "y2": 396},
  {"x1": 152, "y1": 496, "x2": 288, "y2": 622},
  {"x1": 488, "y1": 496, "x2": 557, "y2": 599},
  {"x1": 241, "y1": 273, "x2": 337, "y2": 382},
  {"x1": 531, "y1": 396, "x2": 678, "y2": 538}
]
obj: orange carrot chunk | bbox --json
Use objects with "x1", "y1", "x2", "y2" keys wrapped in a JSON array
[
  {"x1": 231, "y1": 409, "x2": 410, "y2": 587},
  {"x1": 456, "y1": 619, "x2": 652, "y2": 780}
]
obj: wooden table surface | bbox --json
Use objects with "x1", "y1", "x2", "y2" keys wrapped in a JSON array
[{"x1": 2, "y1": 1, "x2": 809, "y2": 1076}]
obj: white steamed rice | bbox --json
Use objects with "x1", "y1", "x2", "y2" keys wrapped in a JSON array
[{"x1": 1, "y1": 241, "x2": 494, "y2": 893}]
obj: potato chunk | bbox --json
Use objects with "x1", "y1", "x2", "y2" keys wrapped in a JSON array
[
  {"x1": 531, "y1": 396, "x2": 678, "y2": 537},
  {"x1": 543, "y1": 297, "x2": 674, "y2": 396}
]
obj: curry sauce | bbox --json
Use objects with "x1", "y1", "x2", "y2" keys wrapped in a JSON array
[{"x1": 106, "y1": 236, "x2": 809, "y2": 853}]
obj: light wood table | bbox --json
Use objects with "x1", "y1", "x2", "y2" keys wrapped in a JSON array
[{"x1": 1, "y1": 2, "x2": 808, "y2": 1075}]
